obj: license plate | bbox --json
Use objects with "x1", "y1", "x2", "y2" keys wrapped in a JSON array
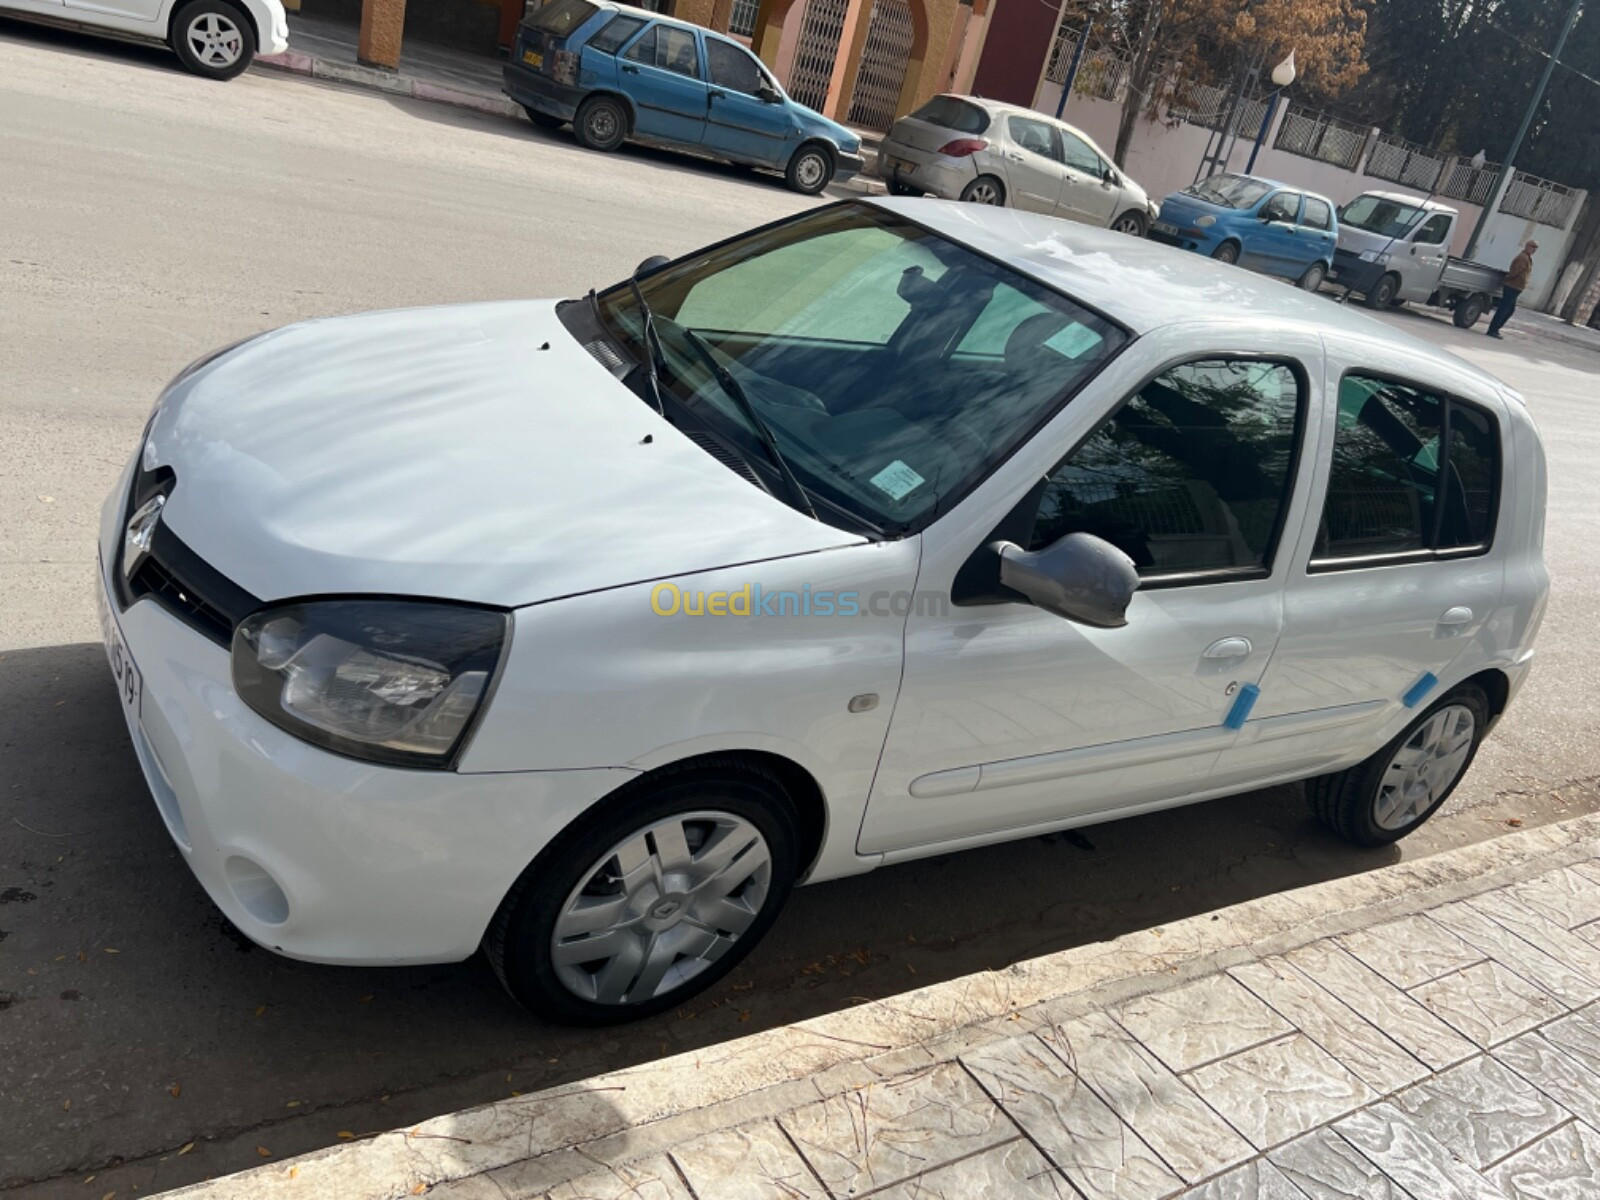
[
  {"x1": 522, "y1": 49, "x2": 542, "y2": 67},
  {"x1": 892, "y1": 158, "x2": 914, "y2": 175},
  {"x1": 1153, "y1": 220, "x2": 1179, "y2": 235},
  {"x1": 97, "y1": 574, "x2": 142, "y2": 721}
]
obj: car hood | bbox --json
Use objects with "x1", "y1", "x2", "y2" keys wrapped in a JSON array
[
  {"x1": 144, "y1": 300, "x2": 862, "y2": 607},
  {"x1": 1157, "y1": 190, "x2": 1234, "y2": 225},
  {"x1": 794, "y1": 103, "x2": 860, "y2": 153}
]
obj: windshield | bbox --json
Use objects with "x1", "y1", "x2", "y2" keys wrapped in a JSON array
[
  {"x1": 1339, "y1": 194, "x2": 1427, "y2": 238},
  {"x1": 1187, "y1": 174, "x2": 1273, "y2": 209},
  {"x1": 596, "y1": 204, "x2": 1127, "y2": 534}
]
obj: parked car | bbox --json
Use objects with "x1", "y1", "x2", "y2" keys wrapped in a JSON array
[
  {"x1": 501, "y1": 0, "x2": 862, "y2": 195},
  {"x1": 1331, "y1": 190, "x2": 1505, "y2": 326},
  {"x1": 875, "y1": 94, "x2": 1158, "y2": 235},
  {"x1": 0, "y1": 0, "x2": 285, "y2": 78},
  {"x1": 1150, "y1": 173, "x2": 1339, "y2": 289},
  {"x1": 102, "y1": 198, "x2": 1544, "y2": 1023}
]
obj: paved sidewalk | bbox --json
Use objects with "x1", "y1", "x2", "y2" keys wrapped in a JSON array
[
  {"x1": 159, "y1": 815, "x2": 1600, "y2": 1200},
  {"x1": 1503, "y1": 308, "x2": 1600, "y2": 354}
]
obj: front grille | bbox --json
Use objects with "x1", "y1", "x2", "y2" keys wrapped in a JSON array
[{"x1": 128, "y1": 549, "x2": 238, "y2": 646}]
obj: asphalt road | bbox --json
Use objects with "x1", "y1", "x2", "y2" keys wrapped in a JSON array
[{"x1": 3, "y1": 23, "x2": 1599, "y2": 1198}]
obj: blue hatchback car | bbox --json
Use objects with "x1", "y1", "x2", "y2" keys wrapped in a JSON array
[
  {"x1": 1149, "y1": 173, "x2": 1339, "y2": 290},
  {"x1": 503, "y1": 0, "x2": 865, "y2": 195}
]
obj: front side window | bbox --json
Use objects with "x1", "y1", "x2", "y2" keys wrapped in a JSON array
[
  {"x1": 587, "y1": 13, "x2": 645, "y2": 52},
  {"x1": 1302, "y1": 198, "x2": 1333, "y2": 230},
  {"x1": 706, "y1": 38, "x2": 764, "y2": 94},
  {"x1": 1413, "y1": 213, "x2": 1452, "y2": 245},
  {"x1": 1314, "y1": 375, "x2": 1499, "y2": 564},
  {"x1": 596, "y1": 205, "x2": 1128, "y2": 534},
  {"x1": 1262, "y1": 192, "x2": 1301, "y2": 223},
  {"x1": 1059, "y1": 130, "x2": 1103, "y2": 176},
  {"x1": 1008, "y1": 116, "x2": 1058, "y2": 161},
  {"x1": 1189, "y1": 174, "x2": 1273, "y2": 209},
  {"x1": 1029, "y1": 360, "x2": 1304, "y2": 578}
]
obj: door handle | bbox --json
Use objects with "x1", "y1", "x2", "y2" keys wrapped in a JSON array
[
  {"x1": 622, "y1": 64, "x2": 639, "y2": 73},
  {"x1": 1439, "y1": 606, "x2": 1473, "y2": 626},
  {"x1": 1202, "y1": 636, "x2": 1253, "y2": 659},
  {"x1": 1005, "y1": 152, "x2": 1024, "y2": 162}
]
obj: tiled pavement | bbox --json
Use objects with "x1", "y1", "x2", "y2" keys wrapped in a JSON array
[{"x1": 533, "y1": 861, "x2": 1600, "y2": 1200}]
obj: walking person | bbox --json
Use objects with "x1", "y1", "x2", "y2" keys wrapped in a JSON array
[{"x1": 1487, "y1": 240, "x2": 1537, "y2": 338}]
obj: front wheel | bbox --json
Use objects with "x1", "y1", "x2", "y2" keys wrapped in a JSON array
[
  {"x1": 1111, "y1": 210, "x2": 1148, "y2": 237},
  {"x1": 1364, "y1": 272, "x2": 1399, "y2": 310},
  {"x1": 785, "y1": 144, "x2": 833, "y2": 195},
  {"x1": 1210, "y1": 240, "x2": 1241, "y2": 265},
  {"x1": 485, "y1": 761, "x2": 799, "y2": 1024},
  {"x1": 959, "y1": 175, "x2": 1005, "y2": 205},
  {"x1": 169, "y1": 0, "x2": 256, "y2": 80},
  {"x1": 1298, "y1": 261, "x2": 1328, "y2": 291},
  {"x1": 1306, "y1": 685, "x2": 1489, "y2": 847},
  {"x1": 573, "y1": 95, "x2": 627, "y2": 152}
]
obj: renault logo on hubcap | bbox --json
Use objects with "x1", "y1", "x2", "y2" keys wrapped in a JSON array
[
  {"x1": 123, "y1": 495, "x2": 165, "y2": 583},
  {"x1": 652, "y1": 899, "x2": 681, "y2": 919}
]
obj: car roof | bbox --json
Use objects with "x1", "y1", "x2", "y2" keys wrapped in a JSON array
[
  {"x1": 950, "y1": 95, "x2": 1112, "y2": 160},
  {"x1": 1213, "y1": 174, "x2": 1336, "y2": 204},
  {"x1": 1358, "y1": 189, "x2": 1460, "y2": 214},
  {"x1": 600, "y1": 0, "x2": 723, "y2": 36},
  {"x1": 868, "y1": 197, "x2": 1500, "y2": 386}
]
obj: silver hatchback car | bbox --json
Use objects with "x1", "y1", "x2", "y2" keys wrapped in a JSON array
[{"x1": 876, "y1": 94, "x2": 1158, "y2": 235}]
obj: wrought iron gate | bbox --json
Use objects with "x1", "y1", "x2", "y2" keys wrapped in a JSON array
[
  {"x1": 846, "y1": 0, "x2": 913, "y2": 130},
  {"x1": 788, "y1": 0, "x2": 849, "y2": 113}
]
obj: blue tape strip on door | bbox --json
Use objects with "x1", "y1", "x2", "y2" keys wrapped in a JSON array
[
  {"x1": 1223, "y1": 683, "x2": 1260, "y2": 730},
  {"x1": 1402, "y1": 672, "x2": 1439, "y2": 708}
]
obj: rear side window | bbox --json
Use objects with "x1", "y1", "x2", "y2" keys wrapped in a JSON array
[
  {"x1": 1314, "y1": 375, "x2": 1499, "y2": 565},
  {"x1": 528, "y1": 0, "x2": 596, "y2": 34},
  {"x1": 908, "y1": 96, "x2": 990, "y2": 135},
  {"x1": 1008, "y1": 116, "x2": 1058, "y2": 161},
  {"x1": 626, "y1": 24, "x2": 699, "y2": 77},
  {"x1": 1029, "y1": 359, "x2": 1304, "y2": 579},
  {"x1": 1302, "y1": 198, "x2": 1333, "y2": 230},
  {"x1": 587, "y1": 13, "x2": 645, "y2": 52},
  {"x1": 706, "y1": 38, "x2": 764, "y2": 94}
]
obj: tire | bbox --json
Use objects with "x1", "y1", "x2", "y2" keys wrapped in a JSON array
[
  {"x1": 524, "y1": 107, "x2": 565, "y2": 130},
  {"x1": 1298, "y1": 261, "x2": 1327, "y2": 291},
  {"x1": 573, "y1": 95, "x2": 628, "y2": 153},
  {"x1": 485, "y1": 759, "x2": 799, "y2": 1024},
  {"x1": 785, "y1": 143, "x2": 833, "y2": 195},
  {"x1": 1110, "y1": 210, "x2": 1148, "y2": 237},
  {"x1": 1453, "y1": 293, "x2": 1486, "y2": 328},
  {"x1": 959, "y1": 175, "x2": 1005, "y2": 205},
  {"x1": 1306, "y1": 685, "x2": 1489, "y2": 848},
  {"x1": 1210, "y1": 240, "x2": 1241, "y2": 265},
  {"x1": 1364, "y1": 272, "x2": 1399, "y2": 310},
  {"x1": 169, "y1": 0, "x2": 256, "y2": 80},
  {"x1": 888, "y1": 179, "x2": 921, "y2": 197}
]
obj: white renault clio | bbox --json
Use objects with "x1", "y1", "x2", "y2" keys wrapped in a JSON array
[{"x1": 100, "y1": 199, "x2": 1547, "y2": 1023}]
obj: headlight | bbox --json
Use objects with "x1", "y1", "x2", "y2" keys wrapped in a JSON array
[
  {"x1": 1358, "y1": 250, "x2": 1390, "y2": 264},
  {"x1": 232, "y1": 600, "x2": 510, "y2": 769},
  {"x1": 1195, "y1": 215, "x2": 1216, "y2": 228}
]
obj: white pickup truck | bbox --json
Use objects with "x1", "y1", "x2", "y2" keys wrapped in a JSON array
[{"x1": 1330, "y1": 190, "x2": 1505, "y2": 327}]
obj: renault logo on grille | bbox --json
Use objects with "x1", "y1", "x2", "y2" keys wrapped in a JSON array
[{"x1": 123, "y1": 495, "x2": 166, "y2": 583}]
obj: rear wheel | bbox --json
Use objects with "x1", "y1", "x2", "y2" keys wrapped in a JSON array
[
  {"x1": 169, "y1": 0, "x2": 256, "y2": 80},
  {"x1": 1364, "y1": 272, "x2": 1399, "y2": 309},
  {"x1": 524, "y1": 107, "x2": 565, "y2": 130},
  {"x1": 573, "y1": 95, "x2": 627, "y2": 152},
  {"x1": 1307, "y1": 685, "x2": 1488, "y2": 847},
  {"x1": 785, "y1": 143, "x2": 833, "y2": 195},
  {"x1": 1453, "y1": 293, "x2": 1486, "y2": 328},
  {"x1": 486, "y1": 760, "x2": 799, "y2": 1024},
  {"x1": 1298, "y1": 261, "x2": 1327, "y2": 291},
  {"x1": 960, "y1": 175, "x2": 1005, "y2": 205},
  {"x1": 1111, "y1": 210, "x2": 1148, "y2": 237},
  {"x1": 1211, "y1": 240, "x2": 1241, "y2": 265}
]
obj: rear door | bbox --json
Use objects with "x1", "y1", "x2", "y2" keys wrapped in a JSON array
[
  {"x1": 1296, "y1": 196, "x2": 1337, "y2": 272},
  {"x1": 1398, "y1": 213, "x2": 1454, "y2": 302},
  {"x1": 999, "y1": 115, "x2": 1069, "y2": 213},
  {"x1": 619, "y1": 23, "x2": 710, "y2": 145},
  {"x1": 1054, "y1": 128, "x2": 1119, "y2": 226},
  {"x1": 701, "y1": 37, "x2": 791, "y2": 166}
]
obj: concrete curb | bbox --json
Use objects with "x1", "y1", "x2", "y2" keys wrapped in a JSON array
[
  {"x1": 254, "y1": 51, "x2": 519, "y2": 120},
  {"x1": 157, "y1": 811, "x2": 1600, "y2": 1199},
  {"x1": 1507, "y1": 317, "x2": 1600, "y2": 354}
]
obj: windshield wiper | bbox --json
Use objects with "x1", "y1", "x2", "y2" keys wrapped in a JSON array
[
  {"x1": 626, "y1": 277, "x2": 667, "y2": 416},
  {"x1": 678, "y1": 327, "x2": 818, "y2": 521}
]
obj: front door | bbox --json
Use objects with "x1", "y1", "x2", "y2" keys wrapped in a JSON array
[
  {"x1": 1227, "y1": 343, "x2": 1508, "y2": 787},
  {"x1": 1396, "y1": 212, "x2": 1454, "y2": 302},
  {"x1": 1054, "y1": 128, "x2": 1119, "y2": 226},
  {"x1": 859, "y1": 329, "x2": 1325, "y2": 856},
  {"x1": 1247, "y1": 190, "x2": 1304, "y2": 276},
  {"x1": 620, "y1": 24, "x2": 710, "y2": 145},
  {"x1": 701, "y1": 37, "x2": 791, "y2": 167},
  {"x1": 1001, "y1": 115, "x2": 1068, "y2": 213}
]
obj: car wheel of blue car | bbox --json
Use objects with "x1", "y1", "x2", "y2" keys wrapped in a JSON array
[
  {"x1": 1210, "y1": 240, "x2": 1241, "y2": 265},
  {"x1": 574, "y1": 96, "x2": 627, "y2": 153},
  {"x1": 1298, "y1": 262, "x2": 1327, "y2": 292},
  {"x1": 785, "y1": 144, "x2": 833, "y2": 196}
]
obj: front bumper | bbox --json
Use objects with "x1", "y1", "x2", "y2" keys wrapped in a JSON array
[
  {"x1": 834, "y1": 150, "x2": 865, "y2": 182},
  {"x1": 97, "y1": 475, "x2": 634, "y2": 965},
  {"x1": 1147, "y1": 221, "x2": 1224, "y2": 255},
  {"x1": 501, "y1": 61, "x2": 585, "y2": 121}
]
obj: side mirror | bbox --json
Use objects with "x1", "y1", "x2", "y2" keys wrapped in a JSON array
[
  {"x1": 994, "y1": 533, "x2": 1139, "y2": 628},
  {"x1": 756, "y1": 82, "x2": 781, "y2": 104},
  {"x1": 1102, "y1": 166, "x2": 1116, "y2": 184},
  {"x1": 635, "y1": 254, "x2": 672, "y2": 278}
]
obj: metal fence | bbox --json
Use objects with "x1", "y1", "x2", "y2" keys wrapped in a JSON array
[
  {"x1": 728, "y1": 0, "x2": 759, "y2": 37},
  {"x1": 787, "y1": 0, "x2": 848, "y2": 112},
  {"x1": 1500, "y1": 172, "x2": 1581, "y2": 228},
  {"x1": 1364, "y1": 135, "x2": 1446, "y2": 191},
  {"x1": 1273, "y1": 106, "x2": 1367, "y2": 169},
  {"x1": 845, "y1": 0, "x2": 915, "y2": 130},
  {"x1": 1437, "y1": 157, "x2": 1501, "y2": 205},
  {"x1": 1044, "y1": 29, "x2": 1130, "y2": 101},
  {"x1": 1166, "y1": 78, "x2": 1269, "y2": 137}
]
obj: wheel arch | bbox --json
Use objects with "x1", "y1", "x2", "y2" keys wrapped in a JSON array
[
  {"x1": 1459, "y1": 667, "x2": 1511, "y2": 729},
  {"x1": 164, "y1": 0, "x2": 266, "y2": 49}
]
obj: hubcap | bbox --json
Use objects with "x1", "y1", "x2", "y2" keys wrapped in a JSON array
[
  {"x1": 589, "y1": 108, "x2": 618, "y2": 142},
  {"x1": 1374, "y1": 704, "x2": 1476, "y2": 830},
  {"x1": 551, "y1": 811, "x2": 772, "y2": 1005},
  {"x1": 796, "y1": 153, "x2": 825, "y2": 188},
  {"x1": 186, "y1": 12, "x2": 243, "y2": 68},
  {"x1": 966, "y1": 182, "x2": 999, "y2": 204},
  {"x1": 1113, "y1": 216, "x2": 1140, "y2": 234}
]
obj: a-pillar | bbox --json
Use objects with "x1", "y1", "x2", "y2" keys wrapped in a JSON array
[
  {"x1": 823, "y1": 0, "x2": 874, "y2": 121},
  {"x1": 358, "y1": 0, "x2": 406, "y2": 70}
]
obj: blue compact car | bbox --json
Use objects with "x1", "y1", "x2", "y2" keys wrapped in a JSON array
[
  {"x1": 1149, "y1": 173, "x2": 1339, "y2": 290},
  {"x1": 503, "y1": 0, "x2": 864, "y2": 195}
]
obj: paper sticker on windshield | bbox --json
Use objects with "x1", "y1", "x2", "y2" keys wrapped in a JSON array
[
  {"x1": 870, "y1": 460, "x2": 926, "y2": 502},
  {"x1": 1044, "y1": 323, "x2": 1104, "y2": 360}
]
